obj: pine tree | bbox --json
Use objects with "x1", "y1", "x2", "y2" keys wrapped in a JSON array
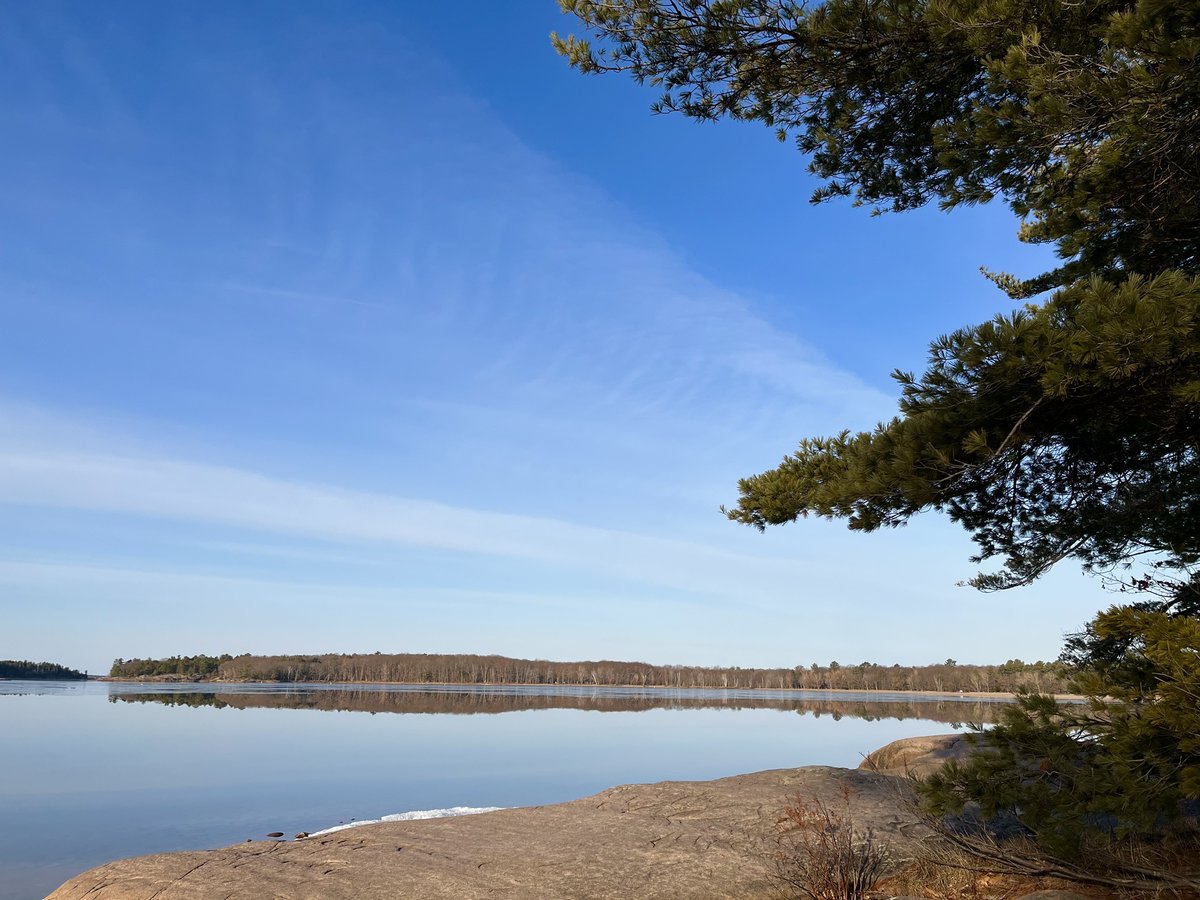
[
  {"x1": 556, "y1": 0, "x2": 1200, "y2": 589},
  {"x1": 558, "y1": 0, "x2": 1200, "y2": 874},
  {"x1": 921, "y1": 605, "x2": 1199, "y2": 881}
]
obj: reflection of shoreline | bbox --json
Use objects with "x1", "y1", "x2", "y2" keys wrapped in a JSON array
[
  {"x1": 98, "y1": 681, "x2": 1084, "y2": 705},
  {"x1": 111, "y1": 687, "x2": 1008, "y2": 725},
  {"x1": 100, "y1": 678, "x2": 1080, "y2": 702}
]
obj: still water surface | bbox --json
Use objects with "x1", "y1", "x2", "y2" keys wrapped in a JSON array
[{"x1": 0, "y1": 680, "x2": 1007, "y2": 899}]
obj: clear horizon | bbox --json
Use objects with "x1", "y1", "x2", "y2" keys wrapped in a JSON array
[{"x1": 1, "y1": 2, "x2": 1104, "y2": 677}]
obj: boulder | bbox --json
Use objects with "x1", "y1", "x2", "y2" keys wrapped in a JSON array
[{"x1": 859, "y1": 733, "x2": 979, "y2": 778}]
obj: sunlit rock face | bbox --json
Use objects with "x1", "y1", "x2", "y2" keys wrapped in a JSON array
[
  {"x1": 859, "y1": 733, "x2": 978, "y2": 778},
  {"x1": 47, "y1": 766, "x2": 927, "y2": 900}
]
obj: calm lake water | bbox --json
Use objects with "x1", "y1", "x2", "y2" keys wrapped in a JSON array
[{"x1": 0, "y1": 680, "x2": 1008, "y2": 900}]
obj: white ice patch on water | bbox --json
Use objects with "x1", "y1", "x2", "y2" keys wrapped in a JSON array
[{"x1": 307, "y1": 806, "x2": 504, "y2": 837}]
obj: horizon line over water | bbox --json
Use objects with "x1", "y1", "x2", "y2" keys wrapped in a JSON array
[{"x1": 2, "y1": 678, "x2": 994, "y2": 899}]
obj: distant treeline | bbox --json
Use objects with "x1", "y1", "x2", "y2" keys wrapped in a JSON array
[
  {"x1": 0, "y1": 660, "x2": 88, "y2": 680},
  {"x1": 108, "y1": 652, "x2": 1072, "y2": 693},
  {"x1": 109, "y1": 655, "x2": 232, "y2": 678}
]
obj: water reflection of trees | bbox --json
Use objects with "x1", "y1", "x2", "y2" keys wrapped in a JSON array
[{"x1": 111, "y1": 688, "x2": 1004, "y2": 724}]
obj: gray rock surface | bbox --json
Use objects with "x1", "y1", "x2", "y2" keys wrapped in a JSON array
[{"x1": 48, "y1": 766, "x2": 925, "y2": 900}]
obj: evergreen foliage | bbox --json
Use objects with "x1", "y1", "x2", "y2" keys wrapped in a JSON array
[
  {"x1": 554, "y1": 0, "x2": 1200, "y2": 295},
  {"x1": 558, "y1": 0, "x2": 1200, "y2": 872},
  {"x1": 921, "y1": 606, "x2": 1200, "y2": 858},
  {"x1": 109, "y1": 654, "x2": 232, "y2": 678},
  {"x1": 729, "y1": 272, "x2": 1200, "y2": 589},
  {"x1": 0, "y1": 660, "x2": 88, "y2": 680},
  {"x1": 555, "y1": 0, "x2": 1200, "y2": 590}
]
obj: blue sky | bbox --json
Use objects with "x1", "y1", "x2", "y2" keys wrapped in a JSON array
[{"x1": 1, "y1": 2, "x2": 1105, "y2": 676}]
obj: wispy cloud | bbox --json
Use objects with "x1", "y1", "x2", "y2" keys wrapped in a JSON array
[
  {"x1": 215, "y1": 282, "x2": 385, "y2": 310},
  {"x1": 0, "y1": 6, "x2": 1099, "y2": 676},
  {"x1": 0, "y1": 558, "x2": 628, "y2": 613},
  {"x1": 0, "y1": 438, "x2": 821, "y2": 608}
]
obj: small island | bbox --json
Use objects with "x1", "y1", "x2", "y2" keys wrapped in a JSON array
[{"x1": 0, "y1": 659, "x2": 89, "y2": 680}]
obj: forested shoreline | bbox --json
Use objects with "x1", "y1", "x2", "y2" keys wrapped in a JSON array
[
  {"x1": 0, "y1": 660, "x2": 89, "y2": 680},
  {"x1": 108, "y1": 652, "x2": 1070, "y2": 693}
]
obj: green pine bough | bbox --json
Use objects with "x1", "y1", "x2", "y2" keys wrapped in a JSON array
[
  {"x1": 923, "y1": 606, "x2": 1200, "y2": 856},
  {"x1": 724, "y1": 272, "x2": 1200, "y2": 593}
]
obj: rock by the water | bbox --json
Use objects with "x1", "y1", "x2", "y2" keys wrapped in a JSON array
[
  {"x1": 48, "y1": 767, "x2": 926, "y2": 900},
  {"x1": 859, "y1": 733, "x2": 978, "y2": 778}
]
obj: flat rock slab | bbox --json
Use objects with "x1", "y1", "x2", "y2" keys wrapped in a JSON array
[{"x1": 48, "y1": 767, "x2": 924, "y2": 900}]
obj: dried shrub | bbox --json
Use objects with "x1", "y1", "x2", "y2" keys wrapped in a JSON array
[
  {"x1": 923, "y1": 825, "x2": 1200, "y2": 898},
  {"x1": 772, "y1": 789, "x2": 891, "y2": 900},
  {"x1": 875, "y1": 841, "x2": 1116, "y2": 899},
  {"x1": 888, "y1": 779, "x2": 1200, "y2": 899}
]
